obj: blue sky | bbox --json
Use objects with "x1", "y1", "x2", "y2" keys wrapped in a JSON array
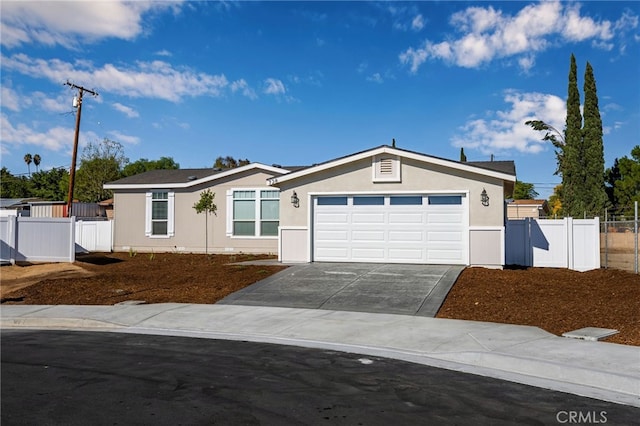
[{"x1": 1, "y1": 1, "x2": 638, "y2": 199}]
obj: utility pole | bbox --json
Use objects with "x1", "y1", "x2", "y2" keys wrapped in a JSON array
[{"x1": 65, "y1": 81, "x2": 98, "y2": 217}]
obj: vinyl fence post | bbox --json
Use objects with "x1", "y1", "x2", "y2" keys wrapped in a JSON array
[
  {"x1": 566, "y1": 217, "x2": 574, "y2": 270},
  {"x1": 604, "y1": 208, "x2": 608, "y2": 269},
  {"x1": 635, "y1": 201, "x2": 638, "y2": 274}
]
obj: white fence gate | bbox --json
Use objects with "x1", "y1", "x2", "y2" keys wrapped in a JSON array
[
  {"x1": 75, "y1": 220, "x2": 113, "y2": 253},
  {"x1": 505, "y1": 218, "x2": 600, "y2": 271}
]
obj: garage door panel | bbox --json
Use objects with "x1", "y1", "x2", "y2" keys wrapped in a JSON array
[
  {"x1": 352, "y1": 230, "x2": 385, "y2": 242},
  {"x1": 352, "y1": 213, "x2": 385, "y2": 224},
  {"x1": 316, "y1": 230, "x2": 349, "y2": 241},
  {"x1": 388, "y1": 230, "x2": 424, "y2": 242},
  {"x1": 427, "y1": 213, "x2": 463, "y2": 224},
  {"x1": 388, "y1": 213, "x2": 424, "y2": 224},
  {"x1": 315, "y1": 247, "x2": 349, "y2": 260},
  {"x1": 352, "y1": 248, "x2": 386, "y2": 260},
  {"x1": 389, "y1": 248, "x2": 424, "y2": 261},
  {"x1": 428, "y1": 249, "x2": 464, "y2": 261},
  {"x1": 316, "y1": 213, "x2": 349, "y2": 223},
  {"x1": 427, "y1": 231, "x2": 463, "y2": 242}
]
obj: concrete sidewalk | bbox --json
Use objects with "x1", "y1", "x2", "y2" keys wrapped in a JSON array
[{"x1": 1, "y1": 303, "x2": 639, "y2": 407}]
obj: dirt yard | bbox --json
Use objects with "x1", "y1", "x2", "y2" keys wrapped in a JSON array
[{"x1": 1, "y1": 252, "x2": 638, "y2": 346}]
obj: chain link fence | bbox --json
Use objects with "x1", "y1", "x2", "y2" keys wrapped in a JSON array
[{"x1": 601, "y1": 204, "x2": 639, "y2": 274}]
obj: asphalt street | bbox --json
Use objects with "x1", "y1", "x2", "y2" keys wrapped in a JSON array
[{"x1": 2, "y1": 330, "x2": 638, "y2": 425}]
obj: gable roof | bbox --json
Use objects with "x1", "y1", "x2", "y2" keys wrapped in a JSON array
[
  {"x1": 267, "y1": 145, "x2": 516, "y2": 186},
  {"x1": 104, "y1": 163, "x2": 291, "y2": 190}
]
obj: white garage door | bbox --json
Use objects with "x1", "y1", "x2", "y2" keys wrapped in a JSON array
[{"x1": 313, "y1": 194, "x2": 467, "y2": 264}]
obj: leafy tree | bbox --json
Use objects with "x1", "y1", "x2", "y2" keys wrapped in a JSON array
[
  {"x1": 33, "y1": 154, "x2": 41, "y2": 172},
  {"x1": 0, "y1": 167, "x2": 32, "y2": 198},
  {"x1": 213, "y1": 156, "x2": 250, "y2": 169},
  {"x1": 75, "y1": 138, "x2": 128, "y2": 202},
  {"x1": 193, "y1": 189, "x2": 217, "y2": 254},
  {"x1": 524, "y1": 120, "x2": 564, "y2": 174},
  {"x1": 122, "y1": 156, "x2": 180, "y2": 177},
  {"x1": 548, "y1": 184, "x2": 564, "y2": 217},
  {"x1": 24, "y1": 153, "x2": 33, "y2": 176},
  {"x1": 30, "y1": 168, "x2": 69, "y2": 200},
  {"x1": 459, "y1": 147, "x2": 467, "y2": 162},
  {"x1": 607, "y1": 145, "x2": 640, "y2": 217},
  {"x1": 510, "y1": 180, "x2": 539, "y2": 200}
]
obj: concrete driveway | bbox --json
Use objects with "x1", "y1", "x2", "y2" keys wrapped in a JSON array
[{"x1": 217, "y1": 263, "x2": 464, "y2": 317}]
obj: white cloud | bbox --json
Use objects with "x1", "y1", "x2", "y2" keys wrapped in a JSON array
[
  {"x1": 230, "y1": 79, "x2": 258, "y2": 100},
  {"x1": 112, "y1": 102, "x2": 139, "y2": 118},
  {"x1": 0, "y1": 1, "x2": 182, "y2": 48},
  {"x1": 0, "y1": 113, "x2": 98, "y2": 154},
  {"x1": 108, "y1": 130, "x2": 140, "y2": 145},
  {"x1": 155, "y1": 49, "x2": 173, "y2": 57},
  {"x1": 366, "y1": 73, "x2": 383, "y2": 84},
  {"x1": 411, "y1": 15, "x2": 424, "y2": 31},
  {"x1": 1, "y1": 87, "x2": 21, "y2": 112},
  {"x1": 400, "y1": 1, "x2": 637, "y2": 72},
  {"x1": 1, "y1": 53, "x2": 230, "y2": 103},
  {"x1": 451, "y1": 91, "x2": 566, "y2": 155},
  {"x1": 263, "y1": 78, "x2": 286, "y2": 95}
]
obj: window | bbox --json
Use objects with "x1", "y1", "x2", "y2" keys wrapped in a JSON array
[
  {"x1": 353, "y1": 196, "x2": 384, "y2": 206},
  {"x1": 428, "y1": 195, "x2": 462, "y2": 205},
  {"x1": 260, "y1": 190, "x2": 279, "y2": 236},
  {"x1": 317, "y1": 196, "x2": 348, "y2": 206},
  {"x1": 230, "y1": 189, "x2": 280, "y2": 237},
  {"x1": 145, "y1": 191, "x2": 174, "y2": 238},
  {"x1": 390, "y1": 195, "x2": 422, "y2": 205}
]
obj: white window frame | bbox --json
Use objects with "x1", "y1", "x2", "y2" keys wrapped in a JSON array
[
  {"x1": 226, "y1": 188, "x2": 279, "y2": 239},
  {"x1": 145, "y1": 190, "x2": 175, "y2": 238}
]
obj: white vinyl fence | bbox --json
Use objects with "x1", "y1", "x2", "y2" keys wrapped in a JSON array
[
  {"x1": 0, "y1": 217, "x2": 113, "y2": 264},
  {"x1": 0, "y1": 216, "x2": 75, "y2": 264},
  {"x1": 506, "y1": 217, "x2": 600, "y2": 272},
  {"x1": 75, "y1": 220, "x2": 113, "y2": 253}
]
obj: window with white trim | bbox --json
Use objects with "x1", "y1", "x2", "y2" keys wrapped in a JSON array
[
  {"x1": 145, "y1": 191, "x2": 175, "y2": 238},
  {"x1": 230, "y1": 189, "x2": 279, "y2": 237}
]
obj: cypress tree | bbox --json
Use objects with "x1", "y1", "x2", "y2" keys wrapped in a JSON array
[
  {"x1": 562, "y1": 54, "x2": 584, "y2": 217},
  {"x1": 582, "y1": 61, "x2": 607, "y2": 216}
]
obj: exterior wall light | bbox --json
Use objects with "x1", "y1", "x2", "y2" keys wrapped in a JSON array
[
  {"x1": 481, "y1": 188, "x2": 490, "y2": 206},
  {"x1": 291, "y1": 191, "x2": 299, "y2": 208}
]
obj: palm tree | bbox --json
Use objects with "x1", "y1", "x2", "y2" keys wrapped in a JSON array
[
  {"x1": 24, "y1": 153, "x2": 33, "y2": 176},
  {"x1": 33, "y1": 154, "x2": 41, "y2": 172}
]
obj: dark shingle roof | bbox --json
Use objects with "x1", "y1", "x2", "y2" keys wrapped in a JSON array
[
  {"x1": 466, "y1": 160, "x2": 516, "y2": 176},
  {"x1": 106, "y1": 168, "x2": 222, "y2": 186}
]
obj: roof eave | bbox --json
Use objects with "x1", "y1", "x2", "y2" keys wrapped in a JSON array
[{"x1": 104, "y1": 163, "x2": 290, "y2": 190}]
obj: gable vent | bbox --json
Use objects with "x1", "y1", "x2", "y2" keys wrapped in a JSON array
[
  {"x1": 380, "y1": 158, "x2": 394, "y2": 174},
  {"x1": 372, "y1": 154, "x2": 401, "y2": 182}
]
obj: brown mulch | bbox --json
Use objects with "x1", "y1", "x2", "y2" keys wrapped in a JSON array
[
  {"x1": 1, "y1": 253, "x2": 639, "y2": 346},
  {"x1": 0, "y1": 252, "x2": 287, "y2": 306},
  {"x1": 437, "y1": 267, "x2": 640, "y2": 346}
]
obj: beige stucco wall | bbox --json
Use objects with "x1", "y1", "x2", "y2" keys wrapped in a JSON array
[
  {"x1": 469, "y1": 228, "x2": 504, "y2": 268},
  {"x1": 274, "y1": 157, "x2": 507, "y2": 228},
  {"x1": 112, "y1": 170, "x2": 280, "y2": 254},
  {"x1": 273, "y1": 157, "x2": 510, "y2": 266}
]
